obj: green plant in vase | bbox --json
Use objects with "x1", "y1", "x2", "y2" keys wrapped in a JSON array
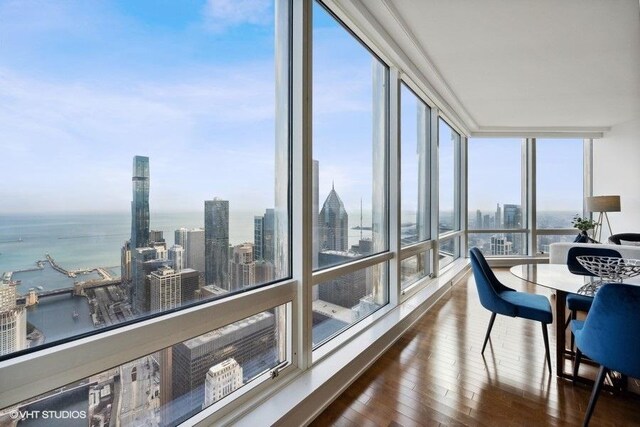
[{"x1": 571, "y1": 215, "x2": 598, "y2": 243}]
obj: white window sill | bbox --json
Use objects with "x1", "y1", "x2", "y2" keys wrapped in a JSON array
[{"x1": 197, "y1": 260, "x2": 471, "y2": 427}]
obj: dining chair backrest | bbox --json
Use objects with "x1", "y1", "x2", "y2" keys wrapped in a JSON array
[
  {"x1": 576, "y1": 283, "x2": 640, "y2": 378},
  {"x1": 469, "y1": 247, "x2": 517, "y2": 317},
  {"x1": 566, "y1": 246, "x2": 622, "y2": 276}
]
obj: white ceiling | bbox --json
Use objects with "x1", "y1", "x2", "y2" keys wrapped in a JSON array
[{"x1": 358, "y1": 0, "x2": 640, "y2": 134}]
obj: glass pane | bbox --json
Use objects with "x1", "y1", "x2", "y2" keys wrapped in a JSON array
[
  {"x1": 312, "y1": 2, "x2": 388, "y2": 271},
  {"x1": 468, "y1": 138, "x2": 523, "y2": 230},
  {"x1": 536, "y1": 139, "x2": 583, "y2": 229},
  {"x1": 400, "y1": 84, "x2": 430, "y2": 246},
  {"x1": 438, "y1": 119, "x2": 460, "y2": 234},
  {"x1": 439, "y1": 237, "x2": 459, "y2": 270},
  {"x1": 537, "y1": 234, "x2": 578, "y2": 255},
  {"x1": 468, "y1": 233, "x2": 527, "y2": 256},
  {"x1": 0, "y1": 1, "x2": 290, "y2": 358},
  {"x1": 312, "y1": 262, "x2": 388, "y2": 348},
  {"x1": 401, "y1": 250, "x2": 431, "y2": 290},
  {"x1": 2, "y1": 305, "x2": 288, "y2": 426}
]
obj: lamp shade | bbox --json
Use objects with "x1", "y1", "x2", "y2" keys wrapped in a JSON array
[{"x1": 585, "y1": 195, "x2": 621, "y2": 213}]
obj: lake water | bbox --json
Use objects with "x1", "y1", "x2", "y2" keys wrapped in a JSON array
[
  {"x1": 1, "y1": 210, "x2": 374, "y2": 286},
  {"x1": 27, "y1": 294, "x2": 95, "y2": 343},
  {"x1": 11, "y1": 264, "x2": 106, "y2": 295}
]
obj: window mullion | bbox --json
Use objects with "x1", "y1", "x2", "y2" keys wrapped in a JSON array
[
  {"x1": 388, "y1": 68, "x2": 401, "y2": 306},
  {"x1": 291, "y1": 0, "x2": 313, "y2": 371}
]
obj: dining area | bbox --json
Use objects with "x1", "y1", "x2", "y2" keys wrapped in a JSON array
[
  {"x1": 313, "y1": 249, "x2": 640, "y2": 426},
  {"x1": 470, "y1": 242, "x2": 640, "y2": 426}
]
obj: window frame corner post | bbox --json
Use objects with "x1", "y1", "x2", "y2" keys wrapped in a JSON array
[
  {"x1": 291, "y1": 0, "x2": 313, "y2": 370},
  {"x1": 388, "y1": 68, "x2": 401, "y2": 305},
  {"x1": 526, "y1": 138, "x2": 537, "y2": 255}
]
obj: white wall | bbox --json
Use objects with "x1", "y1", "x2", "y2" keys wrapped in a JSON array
[{"x1": 593, "y1": 117, "x2": 640, "y2": 240}]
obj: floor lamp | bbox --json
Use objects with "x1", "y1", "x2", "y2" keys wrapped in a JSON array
[{"x1": 585, "y1": 195, "x2": 620, "y2": 242}]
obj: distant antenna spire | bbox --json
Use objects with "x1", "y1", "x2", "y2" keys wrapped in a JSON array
[
  {"x1": 360, "y1": 198, "x2": 363, "y2": 241},
  {"x1": 332, "y1": 180, "x2": 335, "y2": 191}
]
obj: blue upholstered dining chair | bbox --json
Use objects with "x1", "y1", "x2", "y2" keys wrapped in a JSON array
[
  {"x1": 469, "y1": 247, "x2": 553, "y2": 371},
  {"x1": 571, "y1": 283, "x2": 640, "y2": 427},
  {"x1": 565, "y1": 247, "x2": 622, "y2": 350}
]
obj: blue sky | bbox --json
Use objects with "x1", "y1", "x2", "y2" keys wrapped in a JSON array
[
  {"x1": 468, "y1": 137, "x2": 583, "y2": 212},
  {"x1": 0, "y1": 0, "x2": 375, "y2": 215},
  {"x1": 0, "y1": 1, "x2": 584, "y2": 216}
]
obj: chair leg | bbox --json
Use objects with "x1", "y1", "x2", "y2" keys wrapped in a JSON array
[
  {"x1": 573, "y1": 348, "x2": 582, "y2": 383},
  {"x1": 570, "y1": 309, "x2": 577, "y2": 354},
  {"x1": 541, "y1": 322, "x2": 551, "y2": 373},
  {"x1": 482, "y1": 312, "x2": 497, "y2": 355},
  {"x1": 583, "y1": 365, "x2": 608, "y2": 427}
]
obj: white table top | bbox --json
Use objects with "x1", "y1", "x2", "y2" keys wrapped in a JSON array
[{"x1": 509, "y1": 263, "x2": 640, "y2": 295}]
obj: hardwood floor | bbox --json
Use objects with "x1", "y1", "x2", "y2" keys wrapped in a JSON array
[{"x1": 310, "y1": 269, "x2": 640, "y2": 426}]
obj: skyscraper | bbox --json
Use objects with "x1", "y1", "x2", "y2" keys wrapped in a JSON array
[
  {"x1": 483, "y1": 214, "x2": 492, "y2": 229},
  {"x1": 254, "y1": 209, "x2": 275, "y2": 264},
  {"x1": 503, "y1": 204, "x2": 523, "y2": 254},
  {"x1": 205, "y1": 198, "x2": 229, "y2": 289},
  {"x1": 120, "y1": 240, "x2": 132, "y2": 283},
  {"x1": 168, "y1": 245, "x2": 185, "y2": 272},
  {"x1": 149, "y1": 266, "x2": 181, "y2": 312},
  {"x1": 503, "y1": 204, "x2": 522, "y2": 229},
  {"x1": 132, "y1": 247, "x2": 164, "y2": 314},
  {"x1": 476, "y1": 210, "x2": 483, "y2": 229},
  {"x1": 150, "y1": 230, "x2": 165, "y2": 244},
  {"x1": 179, "y1": 269, "x2": 200, "y2": 304},
  {"x1": 131, "y1": 156, "x2": 150, "y2": 250},
  {"x1": 0, "y1": 284, "x2": 26, "y2": 356},
  {"x1": 185, "y1": 228, "x2": 205, "y2": 276},
  {"x1": 490, "y1": 235, "x2": 513, "y2": 255},
  {"x1": 495, "y1": 203, "x2": 502, "y2": 229},
  {"x1": 319, "y1": 184, "x2": 349, "y2": 255},
  {"x1": 317, "y1": 252, "x2": 367, "y2": 308},
  {"x1": 229, "y1": 243, "x2": 255, "y2": 291},
  {"x1": 253, "y1": 216, "x2": 263, "y2": 261},
  {"x1": 175, "y1": 228, "x2": 188, "y2": 248},
  {"x1": 171, "y1": 312, "x2": 276, "y2": 412}
]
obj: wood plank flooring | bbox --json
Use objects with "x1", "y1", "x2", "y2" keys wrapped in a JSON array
[{"x1": 310, "y1": 269, "x2": 640, "y2": 426}]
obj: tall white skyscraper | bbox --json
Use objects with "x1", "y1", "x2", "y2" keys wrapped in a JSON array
[
  {"x1": 229, "y1": 243, "x2": 255, "y2": 291},
  {"x1": 185, "y1": 228, "x2": 205, "y2": 275},
  {"x1": 149, "y1": 267, "x2": 181, "y2": 312},
  {"x1": 490, "y1": 235, "x2": 513, "y2": 256},
  {"x1": 0, "y1": 284, "x2": 26, "y2": 356},
  {"x1": 203, "y1": 358, "x2": 243, "y2": 408}
]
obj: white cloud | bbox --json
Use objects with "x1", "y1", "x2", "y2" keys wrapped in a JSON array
[
  {"x1": 0, "y1": 65, "x2": 280, "y2": 213},
  {"x1": 203, "y1": 0, "x2": 272, "y2": 32}
]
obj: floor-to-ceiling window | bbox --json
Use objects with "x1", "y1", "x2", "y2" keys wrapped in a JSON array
[
  {"x1": 466, "y1": 137, "x2": 588, "y2": 256},
  {"x1": 0, "y1": 1, "x2": 477, "y2": 424},
  {"x1": 0, "y1": 0, "x2": 293, "y2": 422},
  {"x1": 467, "y1": 138, "x2": 526, "y2": 256},
  {"x1": 399, "y1": 83, "x2": 432, "y2": 289},
  {"x1": 536, "y1": 138, "x2": 585, "y2": 252},
  {"x1": 438, "y1": 118, "x2": 461, "y2": 269},
  {"x1": 311, "y1": 1, "x2": 389, "y2": 348}
]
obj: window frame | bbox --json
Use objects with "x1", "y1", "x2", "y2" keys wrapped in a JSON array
[
  {"x1": 0, "y1": 0, "x2": 477, "y2": 423},
  {"x1": 465, "y1": 137, "x2": 593, "y2": 257}
]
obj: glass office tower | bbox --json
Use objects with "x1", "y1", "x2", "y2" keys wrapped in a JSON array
[{"x1": 131, "y1": 155, "x2": 150, "y2": 250}]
